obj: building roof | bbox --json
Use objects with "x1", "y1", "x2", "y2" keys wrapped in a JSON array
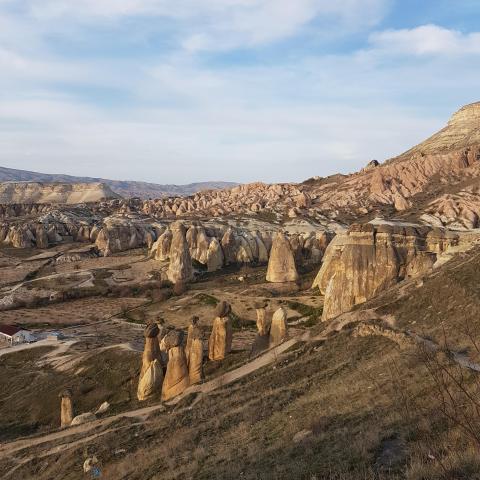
[{"x1": 0, "y1": 325, "x2": 22, "y2": 337}]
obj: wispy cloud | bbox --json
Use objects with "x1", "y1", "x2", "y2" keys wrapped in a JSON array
[{"x1": 370, "y1": 24, "x2": 480, "y2": 55}]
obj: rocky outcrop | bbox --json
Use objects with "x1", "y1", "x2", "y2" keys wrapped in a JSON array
[
  {"x1": 269, "y1": 307, "x2": 288, "y2": 347},
  {"x1": 95, "y1": 217, "x2": 159, "y2": 256},
  {"x1": 0, "y1": 182, "x2": 120, "y2": 204},
  {"x1": 186, "y1": 317, "x2": 204, "y2": 385},
  {"x1": 59, "y1": 389, "x2": 74, "y2": 428},
  {"x1": 208, "y1": 301, "x2": 233, "y2": 361},
  {"x1": 161, "y1": 330, "x2": 190, "y2": 401},
  {"x1": 266, "y1": 232, "x2": 299, "y2": 283},
  {"x1": 70, "y1": 412, "x2": 97, "y2": 426},
  {"x1": 314, "y1": 223, "x2": 459, "y2": 321},
  {"x1": 150, "y1": 228, "x2": 172, "y2": 261},
  {"x1": 167, "y1": 222, "x2": 193, "y2": 284},
  {"x1": 137, "y1": 324, "x2": 164, "y2": 401},
  {"x1": 250, "y1": 301, "x2": 271, "y2": 358}
]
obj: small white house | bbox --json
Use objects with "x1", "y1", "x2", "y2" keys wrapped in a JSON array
[{"x1": 0, "y1": 325, "x2": 37, "y2": 345}]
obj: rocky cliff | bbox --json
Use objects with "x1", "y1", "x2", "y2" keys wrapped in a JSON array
[
  {"x1": 0, "y1": 182, "x2": 120, "y2": 205},
  {"x1": 313, "y1": 223, "x2": 458, "y2": 320},
  {"x1": 0, "y1": 166, "x2": 237, "y2": 199}
]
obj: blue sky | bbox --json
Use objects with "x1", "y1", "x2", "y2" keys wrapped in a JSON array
[{"x1": 0, "y1": 0, "x2": 479, "y2": 184}]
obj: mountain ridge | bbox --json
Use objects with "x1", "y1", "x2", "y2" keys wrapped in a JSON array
[{"x1": 0, "y1": 166, "x2": 238, "y2": 199}]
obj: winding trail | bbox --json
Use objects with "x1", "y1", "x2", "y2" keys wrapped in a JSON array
[{"x1": 0, "y1": 331, "x2": 309, "y2": 464}]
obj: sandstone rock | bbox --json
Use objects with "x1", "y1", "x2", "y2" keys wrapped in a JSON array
[
  {"x1": 250, "y1": 301, "x2": 271, "y2": 358},
  {"x1": 70, "y1": 412, "x2": 96, "y2": 426},
  {"x1": 35, "y1": 224, "x2": 49, "y2": 249},
  {"x1": 206, "y1": 237, "x2": 224, "y2": 272},
  {"x1": 138, "y1": 359, "x2": 164, "y2": 401},
  {"x1": 137, "y1": 323, "x2": 164, "y2": 401},
  {"x1": 167, "y1": 222, "x2": 193, "y2": 284},
  {"x1": 59, "y1": 389, "x2": 74, "y2": 428},
  {"x1": 162, "y1": 330, "x2": 190, "y2": 401},
  {"x1": 266, "y1": 232, "x2": 299, "y2": 283},
  {"x1": 95, "y1": 401, "x2": 110, "y2": 415},
  {"x1": 140, "y1": 323, "x2": 162, "y2": 377},
  {"x1": 314, "y1": 223, "x2": 456, "y2": 321},
  {"x1": 186, "y1": 225, "x2": 210, "y2": 265},
  {"x1": 208, "y1": 302, "x2": 233, "y2": 361},
  {"x1": 187, "y1": 322, "x2": 204, "y2": 385},
  {"x1": 0, "y1": 181, "x2": 120, "y2": 205},
  {"x1": 185, "y1": 316, "x2": 199, "y2": 367},
  {"x1": 269, "y1": 307, "x2": 288, "y2": 347}
]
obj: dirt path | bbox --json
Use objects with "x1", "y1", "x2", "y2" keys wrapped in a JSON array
[{"x1": 0, "y1": 332, "x2": 309, "y2": 460}]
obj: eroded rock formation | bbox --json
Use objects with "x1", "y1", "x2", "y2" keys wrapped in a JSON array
[
  {"x1": 137, "y1": 323, "x2": 164, "y2": 401},
  {"x1": 208, "y1": 301, "x2": 233, "y2": 361},
  {"x1": 250, "y1": 301, "x2": 271, "y2": 358},
  {"x1": 167, "y1": 222, "x2": 194, "y2": 284},
  {"x1": 314, "y1": 223, "x2": 459, "y2": 321},
  {"x1": 266, "y1": 232, "x2": 299, "y2": 283},
  {"x1": 269, "y1": 307, "x2": 288, "y2": 347},
  {"x1": 161, "y1": 330, "x2": 190, "y2": 401},
  {"x1": 59, "y1": 389, "x2": 74, "y2": 428},
  {"x1": 186, "y1": 318, "x2": 204, "y2": 385}
]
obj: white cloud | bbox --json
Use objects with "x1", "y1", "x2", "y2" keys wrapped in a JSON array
[
  {"x1": 18, "y1": 0, "x2": 389, "y2": 51},
  {"x1": 369, "y1": 24, "x2": 480, "y2": 55}
]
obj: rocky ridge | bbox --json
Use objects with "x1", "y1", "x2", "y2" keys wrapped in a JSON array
[{"x1": 0, "y1": 182, "x2": 120, "y2": 205}]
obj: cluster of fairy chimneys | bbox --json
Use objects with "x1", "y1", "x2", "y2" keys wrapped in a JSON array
[
  {"x1": 137, "y1": 300, "x2": 289, "y2": 403},
  {"x1": 164, "y1": 222, "x2": 301, "y2": 285},
  {"x1": 58, "y1": 301, "x2": 289, "y2": 427}
]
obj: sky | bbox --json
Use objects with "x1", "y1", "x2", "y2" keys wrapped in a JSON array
[{"x1": 0, "y1": 0, "x2": 479, "y2": 185}]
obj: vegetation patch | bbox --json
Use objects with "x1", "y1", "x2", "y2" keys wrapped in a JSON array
[{"x1": 286, "y1": 300, "x2": 323, "y2": 326}]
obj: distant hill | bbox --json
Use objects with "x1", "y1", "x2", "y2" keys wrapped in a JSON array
[{"x1": 0, "y1": 166, "x2": 238, "y2": 199}]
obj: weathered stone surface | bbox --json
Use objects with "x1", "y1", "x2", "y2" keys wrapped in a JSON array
[
  {"x1": 206, "y1": 237, "x2": 224, "y2": 272},
  {"x1": 314, "y1": 223, "x2": 458, "y2": 321},
  {"x1": 185, "y1": 316, "x2": 199, "y2": 367},
  {"x1": 269, "y1": 307, "x2": 288, "y2": 347},
  {"x1": 137, "y1": 323, "x2": 163, "y2": 401},
  {"x1": 167, "y1": 222, "x2": 193, "y2": 284},
  {"x1": 0, "y1": 182, "x2": 120, "y2": 204},
  {"x1": 188, "y1": 333, "x2": 204, "y2": 385},
  {"x1": 266, "y1": 232, "x2": 299, "y2": 283},
  {"x1": 250, "y1": 302, "x2": 271, "y2": 358},
  {"x1": 70, "y1": 412, "x2": 96, "y2": 426},
  {"x1": 209, "y1": 302, "x2": 233, "y2": 361},
  {"x1": 162, "y1": 343, "x2": 190, "y2": 401},
  {"x1": 138, "y1": 359, "x2": 164, "y2": 401},
  {"x1": 150, "y1": 228, "x2": 172, "y2": 261},
  {"x1": 59, "y1": 389, "x2": 74, "y2": 428}
]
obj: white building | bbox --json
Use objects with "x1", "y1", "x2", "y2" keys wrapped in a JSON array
[{"x1": 0, "y1": 325, "x2": 37, "y2": 345}]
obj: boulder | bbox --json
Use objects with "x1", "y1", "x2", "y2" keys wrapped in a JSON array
[{"x1": 70, "y1": 412, "x2": 96, "y2": 426}]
